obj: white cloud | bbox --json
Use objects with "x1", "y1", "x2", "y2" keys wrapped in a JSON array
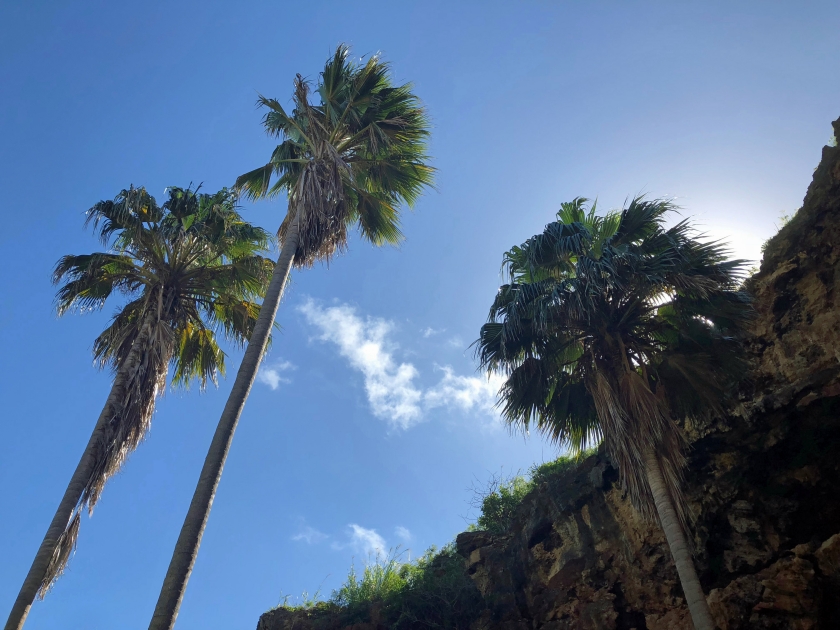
[
  {"x1": 257, "y1": 359, "x2": 296, "y2": 390},
  {"x1": 292, "y1": 525, "x2": 328, "y2": 545},
  {"x1": 446, "y1": 335, "x2": 465, "y2": 350},
  {"x1": 421, "y1": 327, "x2": 445, "y2": 338},
  {"x1": 258, "y1": 369, "x2": 287, "y2": 390},
  {"x1": 334, "y1": 524, "x2": 387, "y2": 559},
  {"x1": 299, "y1": 300, "x2": 423, "y2": 428},
  {"x1": 295, "y1": 521, "x2": 413, "y2": 560},
  {"x1": 299, "y1": 300, "x2": 502, "y2": 429},
  {"x1": 424, "y1": 366, "x2": 503, "y2": 415}
]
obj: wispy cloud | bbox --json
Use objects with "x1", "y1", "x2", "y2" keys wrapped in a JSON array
[
  {"x1": 292, "y1": 524, "x2": 328, "y2": 545},
  {"x1": 299, "y1": 300, "x2": 501, "y2": 429},
  {"x1": 425, "y1": 366, "x2": 503, "y2": 416},
  {"x1": 331, "y1": 524, "x2": 388, "y2": 559},
  {"x1": 257, "y1": 359, "x2": 296, "y2": 390},
  {"x1": 350, "y1": 524, "x2": 387, "y2": 558},
  {"x1": 421, "y1": 326, "x2": 445, "y2": 338},
  {"x1": 294, "y1": 520, "x2": 415, "y2": 561},
  {"x1": 299, "y1": 300, "x2": 423, "y2": 428},
  {"x1": 445, "y1": 335, "x2": 464, "y2": 350}
]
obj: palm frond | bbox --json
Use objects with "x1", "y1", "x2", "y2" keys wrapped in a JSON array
[
  {"x1": 235, "y1": 44, "x2": 434, "y2": 267},
  {"x1": 171, "y1": 323, "x2": 225, "y2": 390},
  {"x1": 85, "y1": 186, "x2": 162, "y2": 245}
]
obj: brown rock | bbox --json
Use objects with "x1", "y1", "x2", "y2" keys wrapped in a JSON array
[{"x1": 814, "y1": 534, "x2": 840, "y2": 580}]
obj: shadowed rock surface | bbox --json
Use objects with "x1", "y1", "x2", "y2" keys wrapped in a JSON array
[{"x1": 257, "y1": 116, "x2": 840, "y2": 630}]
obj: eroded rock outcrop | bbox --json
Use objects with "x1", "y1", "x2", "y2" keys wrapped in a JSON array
[{"x1": 257, "y1": 118, "x2": 840, "y2": 630}]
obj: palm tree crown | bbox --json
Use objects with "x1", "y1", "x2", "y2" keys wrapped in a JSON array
[
  {"x1": 476, "y1": 196, "x2": 751, "y2": 521},
  {"x1": 236, "y1": 44, "x2": 434, "y2": 265},
  {"x1": 46, "y1": 185, "x2": 273, "y2": 591}
]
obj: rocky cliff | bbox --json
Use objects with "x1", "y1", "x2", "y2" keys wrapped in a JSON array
[{"x1": 257, "y1": 117, "x2": 840, "y2": 630}]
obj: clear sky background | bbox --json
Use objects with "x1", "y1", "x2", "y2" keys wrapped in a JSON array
[{"x1": 1, "y1": 1, "x2": 838, "y2": 628}]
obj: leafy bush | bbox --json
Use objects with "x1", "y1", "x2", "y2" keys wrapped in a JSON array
[
  {"x1": 473, "y1": 449, "x2": 598, "y2": 534},
  {"x1": 274, "y1": 590, "x2": 326, "y2": 610},
  {"x1": 761, "y1": 211, "x2": 797, "y2": 254},
  {"x1": 388, "y1": 545, "x2": 483, "y2": 630},
  {"x1": 529, "y1": 448, "x2": 597, "y2": 486},
  {"x1": 474, "y1": 475, "x2": 532, "y2": 534}
]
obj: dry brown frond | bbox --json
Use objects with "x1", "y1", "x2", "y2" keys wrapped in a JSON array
[
  {"x1": 272, "y1": 75, "x2": 355, "y2": 267},
  {"x1": 85, "y1": 315, "x2": 173, "y2": 510},
  {"x1": 588, "y1": 371, "x2": 646, "y2": 514},
  {"x1": 620, "y1": 370, "x2": 690, "y2": 530},
  {"x1": 589, "y1": 368, "x2": 691, "y2": 535},
  {"x1": 280, "y1": 146, "x2": 351, "y2": 267},
  {"x1": 41, "y1": 305, "x2": 174, "y2": 595},
  {"x1": 38, "y1": 511, "x2": 80, "y2": 599}
]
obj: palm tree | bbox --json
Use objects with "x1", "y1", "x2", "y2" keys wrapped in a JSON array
[
  {"x1": 476, "y1": 197, "x2": 750, "y2": 630},
  {"x1": 5, "y1": 186, "x2": 274, "y2": 630},
  {"x1": 148, "y1": 45, "x2": 434, "y2": 629}
]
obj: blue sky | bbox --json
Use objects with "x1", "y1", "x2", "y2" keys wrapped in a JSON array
[{"x1": 1, "y1": 1, "x2": 838, "y2": 628}]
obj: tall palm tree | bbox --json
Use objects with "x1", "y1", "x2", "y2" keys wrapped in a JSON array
[
  {"x1": 476, "y1": 197, "x2": 750, "y2": 630},
  {"x1": 148, "y1": 45, "x2": 434, "y2": 629},
  {"x1": 5, "y1": 186, "x2": 274, "y2": 630}
]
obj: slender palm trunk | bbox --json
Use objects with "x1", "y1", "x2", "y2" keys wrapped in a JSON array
[
  {"x1": 643, "y1": 447, "x2": 717, "y2": 630},
  {"x1": 148, "y1": 211, "x2": 301, "y2": 630},
  {"x1": 5, "y1": 315, "x2": 156, "y2": 630}
]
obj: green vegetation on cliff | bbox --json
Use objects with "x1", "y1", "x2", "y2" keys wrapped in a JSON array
[
  {"x1": 267, "y1": 451, "x2": 596, "y2": 628},
  {"x1": 473, "y1": 449, "x2": 597, "y2": 534},
  {"x1": 271, "y1": 545, "x2": 481, "y2": 630}
]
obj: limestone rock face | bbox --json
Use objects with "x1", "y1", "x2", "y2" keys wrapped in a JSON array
[
  {"x1": 748, "y1": 120, "x2": 840, "y2": 414},
  {"x1": 257, "y1": 118, "x2": 840, "y2": 630},
  {"x1": 257, "y1": 606, "x2": 346, "y2": 630}
]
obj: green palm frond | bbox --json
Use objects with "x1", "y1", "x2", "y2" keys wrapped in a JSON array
[
  {"x1": 171, "y1": 322, "x2": 226, "y2": 389},
  {"x1": 236, "y1": 44, "x2": 434, "y2": 267},
  {"x1": 90, "y1": 297, "x2": 144, "y2": 368},
  {"x1": 84, "y1": 186, "x2": 163, "y2": 246},
  {"x1": 53, "y1": 253, "x2": 145, "y2": 315}
]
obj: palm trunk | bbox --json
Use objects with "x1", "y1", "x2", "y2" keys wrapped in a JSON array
[
  {"x1": 4, "y1": 314, "x2": 156, "y2": 630},
  {"x1": 643, "y1": 447, "x2": 717, "y2": 630},
  {"x1": 148, "y1": 210, "x2": 301, "y2": 630}
]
